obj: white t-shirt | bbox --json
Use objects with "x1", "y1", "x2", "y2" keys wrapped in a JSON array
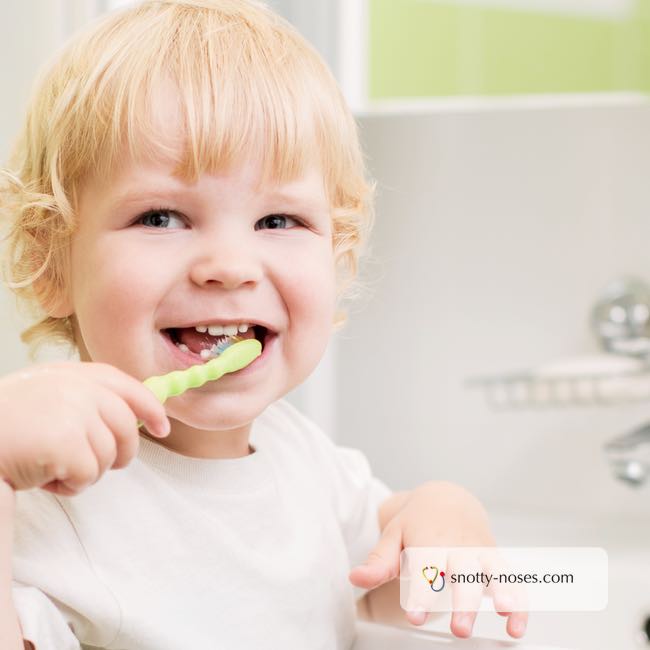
[{"x1": 11, "y1": 398, "x2": 392, "y2": 650}]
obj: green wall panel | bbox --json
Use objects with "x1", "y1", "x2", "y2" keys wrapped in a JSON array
[{"x1": 369, "y1": 0, "x2": 650, "y2": 97}]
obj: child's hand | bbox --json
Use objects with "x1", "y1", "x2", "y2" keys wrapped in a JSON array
[
  {"x1": 349, "y1": 481, "x2": 528, "y2": 639},
  {"x1": 0, "y1": 361, "x2": 170, "y2": 496}
]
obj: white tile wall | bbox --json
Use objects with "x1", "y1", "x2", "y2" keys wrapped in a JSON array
[
  {"x1": 337, "y1": 98, "x2": 650, "y2": 519},
  {"x1": 1, "y1": 1, "x2": 69, "y2": 372}
]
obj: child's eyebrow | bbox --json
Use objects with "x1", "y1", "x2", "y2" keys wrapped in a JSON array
[
  {"x1": 105, "y1": 186, "x2": 327, "y2": 215},
  {"x1": 108, "y1": 188, "x2": 185, "y2": 210},
  {"x1": 264, "y1": 189, "x2": 329, "y2": 213}
]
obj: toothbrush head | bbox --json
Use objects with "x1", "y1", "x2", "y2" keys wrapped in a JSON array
[{"x1": 143, "y1": 338, "x2": 262, "y2": 404}]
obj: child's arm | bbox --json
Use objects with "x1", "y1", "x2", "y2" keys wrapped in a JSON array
[
  {"x1": 0, "y1": 480, "x2": 32, "y2": 650},
  {"x1": 0, "y1": 362, "x2": 168, "y2": 649},
  {"x1": 350, "y1": 481, "x2": 528, "y2": 638}
]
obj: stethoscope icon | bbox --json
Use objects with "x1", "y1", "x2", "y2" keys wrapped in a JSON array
[{"x1": 422, "y1": 565, "x2": 446, "y2": 592}]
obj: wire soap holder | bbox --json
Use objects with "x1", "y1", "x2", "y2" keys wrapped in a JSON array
[{"x1": 467, "y1": 277, "x2": 650, "y2": 409}]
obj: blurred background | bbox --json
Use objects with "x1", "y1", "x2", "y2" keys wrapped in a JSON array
[{"x1": 3, "y1": 2, "x2": 650, "y2": 648}]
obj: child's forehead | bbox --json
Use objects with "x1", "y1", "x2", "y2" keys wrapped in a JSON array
[
  {"x1": 108, "y1": 77, "x2": 325, "y2": 186},
  {"x1": 100, "y1": 145, "x2": 325, "y2": 192},
  {"x1": 81, "y1": 144, "x2": 329, "y2": 214}
]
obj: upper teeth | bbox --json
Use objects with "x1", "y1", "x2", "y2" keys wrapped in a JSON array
[{"x1": 195, "y1": 323, "x2": 251, "y2": 336}]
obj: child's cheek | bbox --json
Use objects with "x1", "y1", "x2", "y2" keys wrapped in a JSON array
[
  {"x1": 289, "y1": 243, "x2": 336, "y2": 311},
  {"x1": 282, "y1": 246, "x2": 337, "y2": 366},
  {"x1": 70, "y1": 238, "x2": 164, "y2": 363}
]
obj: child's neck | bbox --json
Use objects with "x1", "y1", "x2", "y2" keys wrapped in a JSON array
[{"x1": 140, "y1": 426, "x2": 255, "y2": 459}]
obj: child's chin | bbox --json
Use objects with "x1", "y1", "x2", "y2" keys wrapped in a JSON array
[{"x1": 168, "y1": 395, "x2": 269, "y2": 429}]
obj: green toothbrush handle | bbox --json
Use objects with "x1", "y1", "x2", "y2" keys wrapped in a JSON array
[{"x1": 137, "y1": 338, "x2": 262, "y2": 429}]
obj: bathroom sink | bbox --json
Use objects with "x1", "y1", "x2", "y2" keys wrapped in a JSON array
[{"x1": 353, "y1": 621, "x2": 574, "y2": 649}]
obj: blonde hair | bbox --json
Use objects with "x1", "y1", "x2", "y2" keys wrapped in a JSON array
[{"x1": 0, "y1": 0, "x2": 375, "y2": 361}]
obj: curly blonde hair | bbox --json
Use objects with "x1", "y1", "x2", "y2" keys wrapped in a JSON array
[{"x1": 0, "y1": 0, "x2": 375, "y2": 361}]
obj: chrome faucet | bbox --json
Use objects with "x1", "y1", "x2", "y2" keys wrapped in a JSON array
[
  {"x1": 595, "y1": 278, "x2": 650, "y2": 486},
  {"x1": 591, "y1": 276, "x2": 650, "y2": 357},
  {"x1": 604, "y1": 422, "x2": 650, "y2": 487}
]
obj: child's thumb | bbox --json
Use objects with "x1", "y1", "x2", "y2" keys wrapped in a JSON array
[{"x1": 138, "y1": 417, "x2": 170, "y2": 437}]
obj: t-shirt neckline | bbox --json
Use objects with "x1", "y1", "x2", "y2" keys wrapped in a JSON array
[{"x1": 137, "y1": 427, "x2": 272, "y2": 492}]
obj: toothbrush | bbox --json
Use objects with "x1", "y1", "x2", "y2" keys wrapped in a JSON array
[{"x1": 137, "y1": 337, "x2": 262, "y2": 429}]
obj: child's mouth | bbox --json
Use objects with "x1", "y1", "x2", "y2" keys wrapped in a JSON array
[{"x1": 160, "y1": 323, "x2": 274, "y2": 368}]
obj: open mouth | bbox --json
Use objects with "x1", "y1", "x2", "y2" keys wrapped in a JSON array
[{"x1": 161, "y1": 324, "x2": 273, "y2": 366}]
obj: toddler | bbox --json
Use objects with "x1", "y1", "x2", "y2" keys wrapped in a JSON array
[{"x1": 0, "y1": 1, "x2": 527, "y2": 648}]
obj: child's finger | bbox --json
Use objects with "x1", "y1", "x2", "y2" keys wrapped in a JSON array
[
  {"x1": 450, "y1": 610, "x2": 478, "y2": 638},
  {"x1": 402, "y1": 547, "x2": 448, "y2": 624},
  {"x1": 85, "y1": 418, "x2": 118, "y2": 479},
  {"x1": 490, "y1": 579, "x2": 527, "y2": 617},
  {"x1": 82, "y1": 362, "x2": 170, "y2": 437},
  {"x1": 58, "y1": 446, "x2": 100, "y2": 493},
  {"x1": 405, "y1": 609, "x2": 428, "y2": 626},
  {"x1": 506, "y1": 610, "x2": 528, "y2": 638},
  {"x1": 40, "y1": 480, "x2": 78, "y2": 497},
  {"x1": 449, "y1": 552, "x2": 483, "y2": 638},
  {"x1": 97, "y1": 389, "x2": 143, "y2": 469},
  {"x1": 481, "y1": 548, "x2": 529, "y2": 623},
  {"x1": 348, "y1": 522, "x2": 402, "y2": 590}
]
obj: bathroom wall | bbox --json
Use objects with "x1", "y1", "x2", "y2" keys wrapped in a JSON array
[
  {"x1": 0, "y1": 1, "x2": 75, "y2": 373},
  {"x1": 335, "y1": 97, "x2": 650, "y2": 520},
  {"x1": 369, "y1": 0, "x2": 650, "y2": 98},
  {"x1": 0, "y1": 1, "x2": 102, "y2": 160}
]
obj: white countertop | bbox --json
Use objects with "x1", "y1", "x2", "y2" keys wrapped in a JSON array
[{"x1": 353, "y1": 621, "x2": 574, "y2": 650}]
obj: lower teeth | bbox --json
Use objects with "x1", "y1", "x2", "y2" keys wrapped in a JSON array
[{"x1": 175, "y1": 337, "x2": 241, "y2": 360}]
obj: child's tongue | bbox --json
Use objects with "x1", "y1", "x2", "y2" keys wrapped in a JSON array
[{"x1": 175, "y1": 327, "x2": 255, "y2": 354}]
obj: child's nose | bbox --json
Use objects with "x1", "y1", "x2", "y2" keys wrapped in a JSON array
[{"x1": 189, "y1": 238, "x2": 263, "y2": 289}]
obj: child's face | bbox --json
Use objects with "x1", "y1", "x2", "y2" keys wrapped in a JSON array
[{"x1": 65, "y1": 149, "x2": 336, "y2": 455}]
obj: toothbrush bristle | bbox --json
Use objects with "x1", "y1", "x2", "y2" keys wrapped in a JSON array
[
  {"x1": 212, "y1": 336, "x2": 244, "y2": 359},
  {"x1": 215, "y1": 336, "x2": 242, "y2": 356}
]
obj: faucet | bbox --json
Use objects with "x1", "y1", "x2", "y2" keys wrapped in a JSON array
[
  {"x1": 604, "y1": 422, "x2": 650, "y2": 487},
  {"x1": 591, "y1": 276, "x2": 650, "y2": 357},
  {"x1": 595, "y1": 278, "x2": 650, "y2": 487}
]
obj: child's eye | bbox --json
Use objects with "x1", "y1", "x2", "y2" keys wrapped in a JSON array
[
  {"x1": 255, "y1": 214, "x2": 301, "y2": 230},
  {"x1": 132, "y1": 209, "x2": 303, "y2": 230},
  {"x1": 134, "y1": 208, "x2": 185, "y2": 229}
]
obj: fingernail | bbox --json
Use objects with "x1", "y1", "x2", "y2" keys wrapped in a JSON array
[
  {"x1": 512, "y1": 619, "x2": 526, "y2": 636},
  {"x1": 457, "y1": 614, "x2": 473, "y2": 633},
  {"x1": 152, "y1": 419, "x2": 170, "y2": 437},
  {"x1": 409, "y1": 609, "x2": 426, "y2": 625}
]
